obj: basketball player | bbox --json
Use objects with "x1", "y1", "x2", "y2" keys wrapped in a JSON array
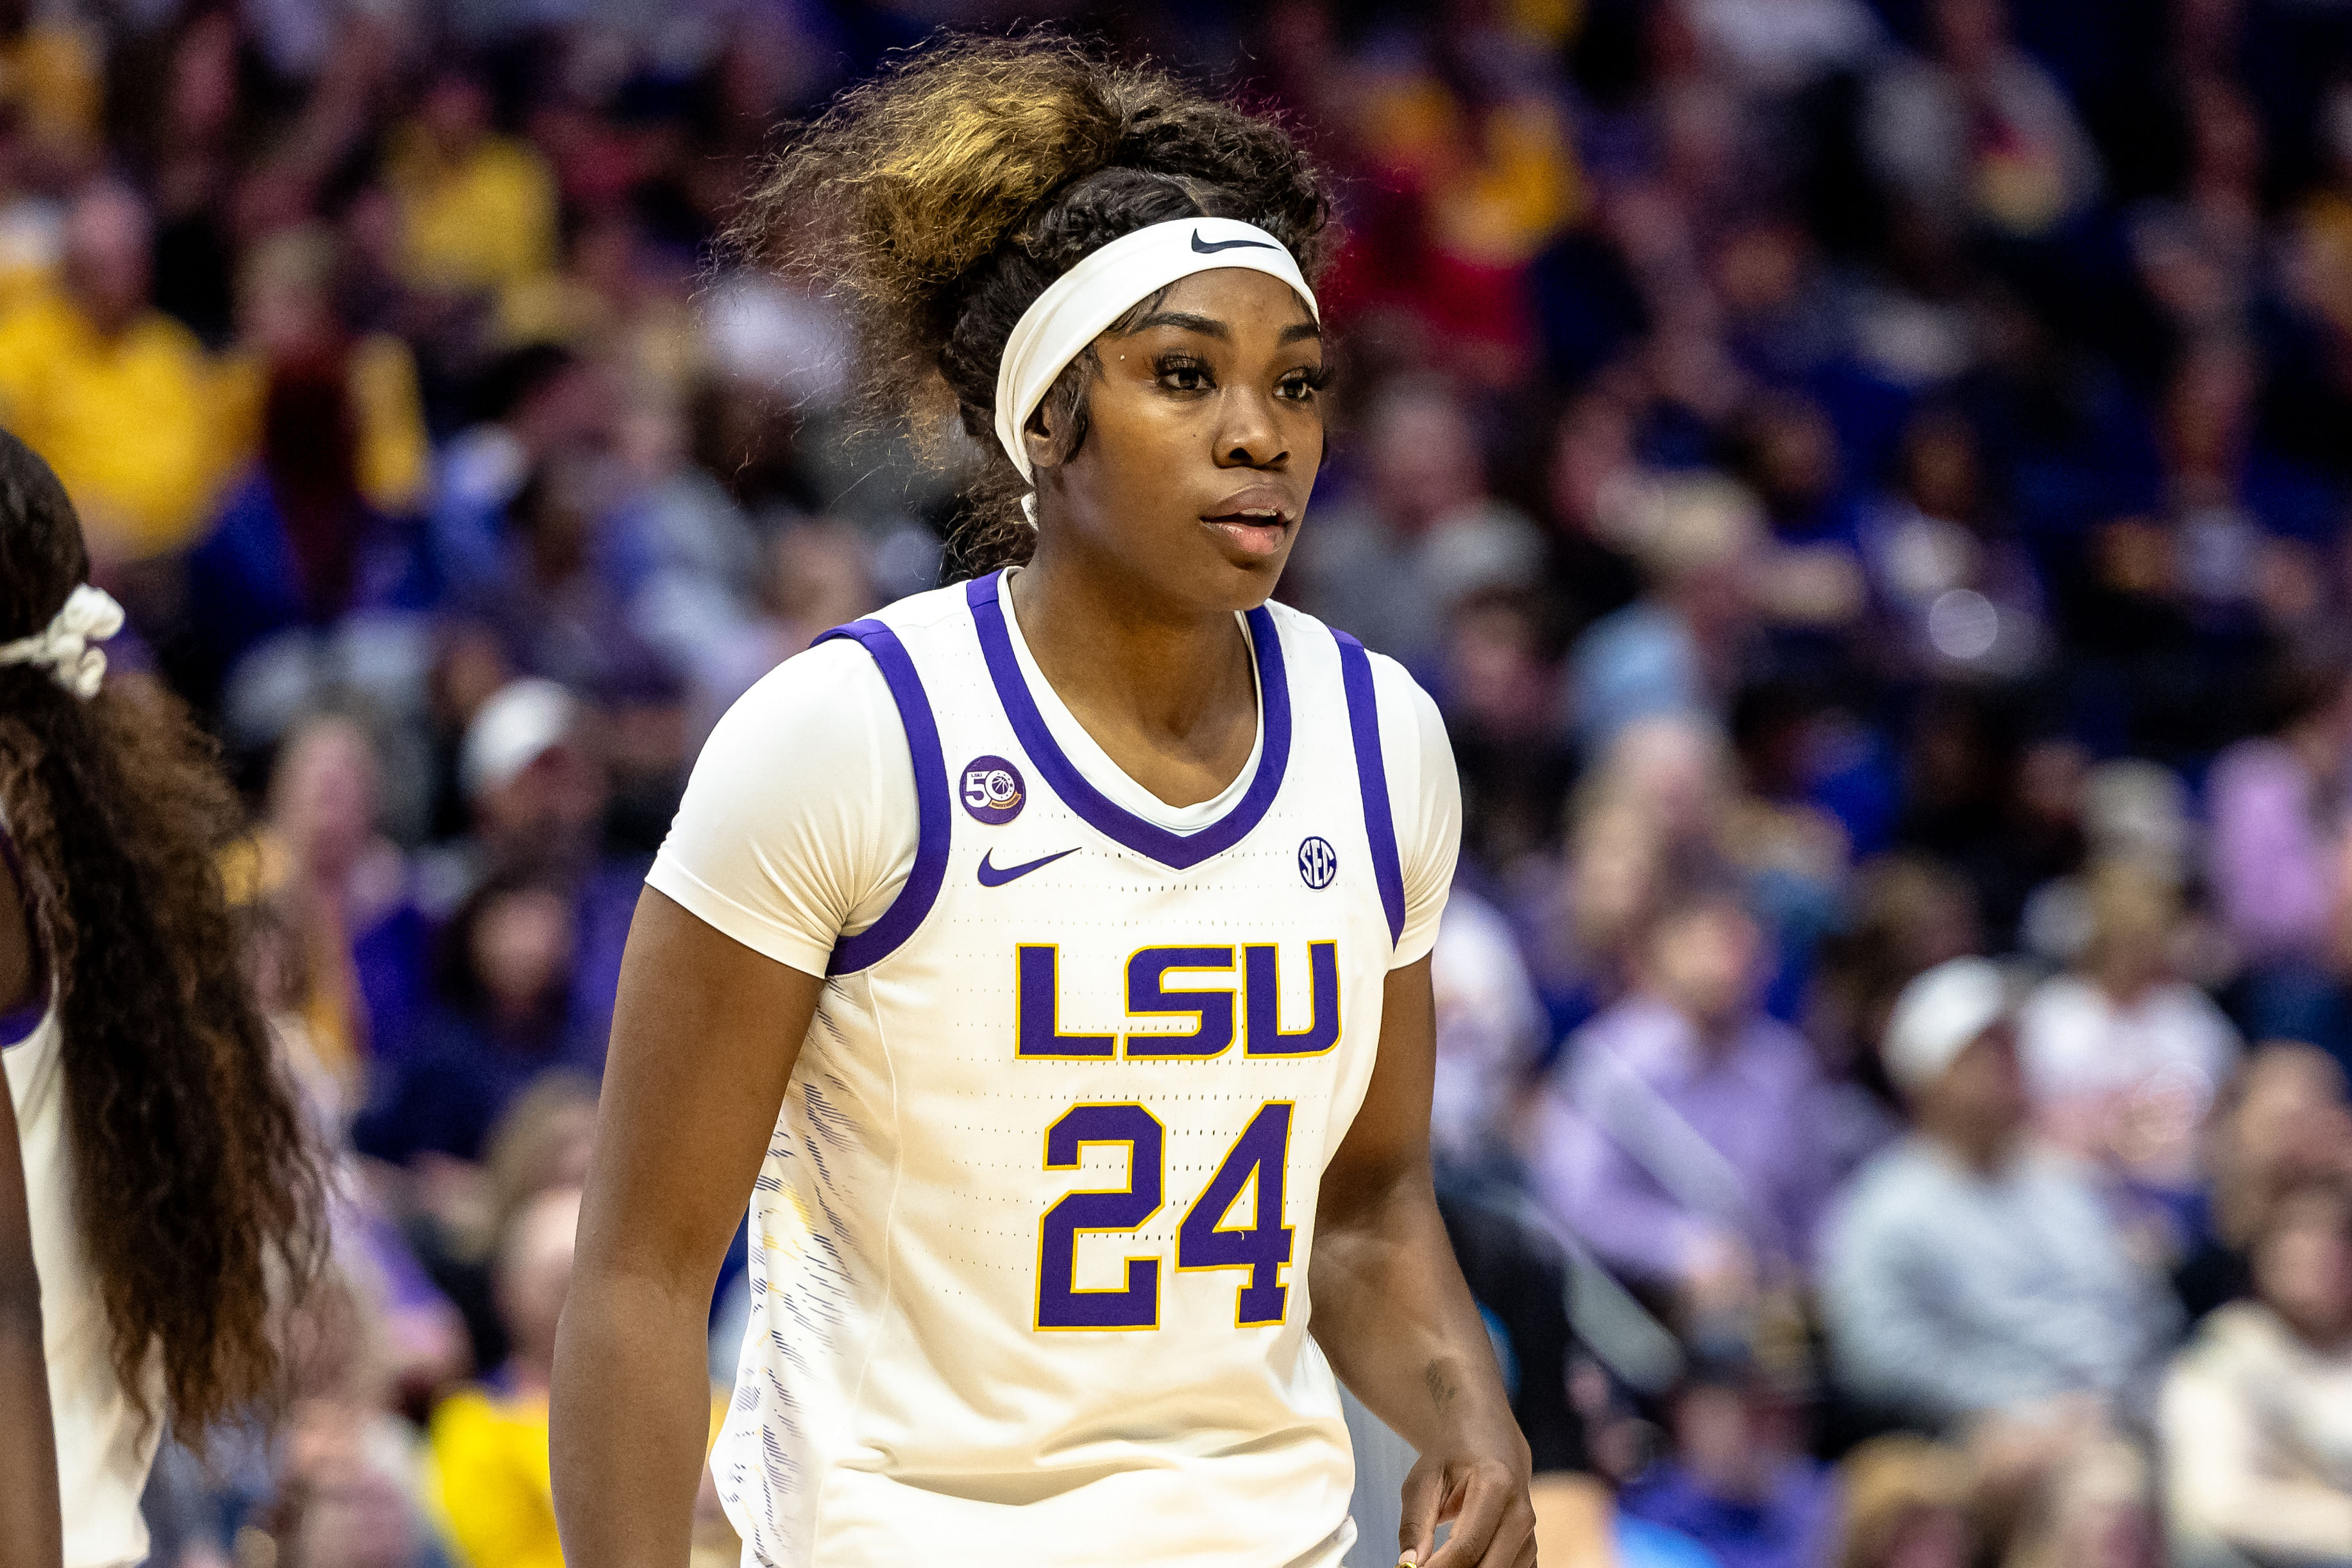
[
  {"x1": 552, "y1": 38, "x2": 1535, "y2": 1568},
  {"x1": 0, "y1": 431, "x2": 326, "y2": 1568}
]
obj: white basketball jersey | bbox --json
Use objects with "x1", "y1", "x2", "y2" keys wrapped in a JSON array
[
  {"x1": 1, "y1": 844, "x2": 164, "y2": 1567},
  {"x1": 708, "y1": 573, "x2": 1419, "y2": 1567}
]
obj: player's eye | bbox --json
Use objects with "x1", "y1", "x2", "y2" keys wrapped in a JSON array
[
  {"x1": 1155, "y1": 355, "x2": 1214, "y2": 393},
  {"x1": 1277, "y1": 365, "x2": 1330, "y2": 403}
]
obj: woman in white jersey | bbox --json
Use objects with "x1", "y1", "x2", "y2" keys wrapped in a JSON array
[
  {"x1": 552, "y1": 38, "x2": 1535, "y2": 1568},
  {"x1": 0, "y1": 431, "x2": 326, "y2": 1567}
]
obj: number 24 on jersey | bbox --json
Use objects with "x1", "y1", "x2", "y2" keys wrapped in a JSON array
[{"x1": 1036, "y1": 1101, "x2": 1294, "y2": 1333}]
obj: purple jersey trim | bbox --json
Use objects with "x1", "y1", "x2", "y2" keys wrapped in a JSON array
[
  {"x1": 1333, "y1": 629, "x2": 1405, "y2": 947},
  {"x1": 0, "y1": 822, "x2": 46, "y2": 1049},
  {"x1": 963, "y1": 572, "x2": 1292, "y2": 871},
  {"x1": 813, "y1": 620, "x2": 951, "y2": 976},
  {"x1": 0, "y1": 999, "x2": 43, "y2": 1049}
]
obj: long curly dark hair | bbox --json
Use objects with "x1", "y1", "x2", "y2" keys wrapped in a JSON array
[
  {"x1": 730, "y1": 34, "x2": 1337, "y2": 577},
  {"x1": 0, "y1": 431, "x2": 327, "y2": 1440}
]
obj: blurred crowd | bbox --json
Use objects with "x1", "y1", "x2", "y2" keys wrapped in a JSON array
[{"x1": 13, "y1": 0, "x2": 2352, "y2": 1564}]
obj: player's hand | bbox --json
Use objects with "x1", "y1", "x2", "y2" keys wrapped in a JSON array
[{"x1": 1396, "y1": 1414, "x2": 1536, "y2": 1568}]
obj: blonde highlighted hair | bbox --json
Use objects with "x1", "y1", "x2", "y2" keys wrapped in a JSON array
[{"x1": 729, "y1": 34, "x2": 1335, "y2": 573}]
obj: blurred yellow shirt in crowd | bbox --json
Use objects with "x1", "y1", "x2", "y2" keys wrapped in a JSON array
[
  {"x1": 387, "y1": 126, "x2": 559, "y2": 296},
  {"x1": 428, "y1": 1383, "x2": 731, "y2": 1568},
  {"x1": 429, "y1": 1387, "x2": 561, "y2": 1568},
  {"x1": 212, "y1": 333, "x2": 434, "y2": 515},
  {"x1": 0, "y1": 289, "x2": 223, "y2": 561},
  {"x1": 1350, "y1": 73, "x2": 1582, "y2": 265}
]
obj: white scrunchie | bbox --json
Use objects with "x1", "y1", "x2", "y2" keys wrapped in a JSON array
[
  {"x1": 0, "y1": 584, "x2": 125, "y2": 699},
  {"x1": 992, "y1": 217, "x2": 1320, "y2": 527}
]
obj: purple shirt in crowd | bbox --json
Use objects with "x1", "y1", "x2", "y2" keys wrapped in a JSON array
[
  {"x1": 2206, "y1": 738, "x2": 2339, "y2": 970},
  {"x1": 1619, "y1": 1457, "x2": 1838, "y2": 1568},
  {"x1": 1529, "y1": 995, "x2": 1843, "y2": 1286}
]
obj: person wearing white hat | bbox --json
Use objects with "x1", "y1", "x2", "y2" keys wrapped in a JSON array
[
  {"x1": 1821, "y1": 957, "x2": 2174, "y2": 1443},
  {"x1": 461, "y1": 675, "x2": 582, "y2": 806},
  {"x1": 432, "y1": 676, "x2": 645, "y2": 1064}
]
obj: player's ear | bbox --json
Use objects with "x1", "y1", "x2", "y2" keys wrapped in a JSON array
[{"x1": 1022, "y1": 400, "x2": 1061, "y2": 471}]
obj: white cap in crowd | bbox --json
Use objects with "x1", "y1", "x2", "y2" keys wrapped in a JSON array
[
  {"x1": 1882, "y1": 957, "x2": 2011, "y2": 1095},
  {"x1": 461, "y1": 678, "x2": 580, "y2": 800}
]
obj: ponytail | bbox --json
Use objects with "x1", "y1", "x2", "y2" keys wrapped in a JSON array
[{"x1": 730, "y1": 34, "x2": 1334, "y2": 574}]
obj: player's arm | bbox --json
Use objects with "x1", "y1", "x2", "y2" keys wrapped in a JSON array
[
  {"x1": 1311, "y1": 955, "x2": 1534, "y2": 1568},
  {"x1": 0, "y1": 852, "x2": 61, "y2": 1568},
  {"x1": 550, "y1": 889, "x2": 824, "y2": 1568}
]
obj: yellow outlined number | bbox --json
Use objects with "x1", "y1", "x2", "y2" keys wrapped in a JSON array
[
  {"x1": 1035, "y1": 1101, "x2": 1296, "y2": 1332},
  {"x1": 1176, "y1": 1102, "x2": 1295, "y2": 1326},
  {"x1": 1036, "y1": 1103, "x2": 1163, "y2": 1330}
]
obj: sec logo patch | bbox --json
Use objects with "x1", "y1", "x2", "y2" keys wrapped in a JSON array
[
  {"x1": 1298, "y1": 836, "x2": 1337, "y2": 889},
  {"x1": 961, "y1": 755, "x2": 1026, "y2": 825}
]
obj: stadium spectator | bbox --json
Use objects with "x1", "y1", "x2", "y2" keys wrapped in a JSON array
[
  {"x1": 672, "y1": 516, "x2": 874, "y2": 745},
  {"x1": 217, "y1": 223, "x2": 432, "y2": 519},
  {"x1": 0, "y1": 5, "x2": 99, "y2": 191},
  {"x1": 386, "y1": 65, "x2": 558, "y2": 301},
  {"x1": 476, "y1": 457, "x2": 648, "y2": 694},
  {"x1": 1857, "y1": 408, "x2": 2050, "y2": 683},
  {"x1": 1807, "y1": 854, "x2": 1982, "y2": 1097},
  {"x1": 272, "y1": 1269, "x2": 445, "y2": 1568},
  {"x1": 2162, "y1": 1175, "x2": 2352, "y2": 1566},
  {"x1": 496, "y1": 207, "x2": 700, "y2": 414},
  {"x1": 1431, "y1": 888, "x2": 1551, "y2": 1170},
  {"x1": 0, "y1": 180, "x2": 219, "y2": 563},
  {"x1": 2176, "y1": 1042, "x2": 2352, "y2": 1322},
  {"x1": 226, "y1": 712, "x2": 432, "y2": 1090},
  {"x1": 1538, "y1": 392, "x2": 1645, "y2": 643},
  {"x1": 1435, "y1": 585, "x2": 1577, "y2": 872},
  {"x1": 436, "y1": 675, "x2": 640, "y2": 1032},
  {"x1": 1530, "y1": 886, "x2": 1842, "y2": 1327},
  {"x1": 1618, "y1": 1354, "x2": 1840, "y2": 1568},
  {"x1": 181, "y1": 313, "x2": 419, "y2": 711},
  {"x1": 1566, "y1": 476, "x2": 1764, "y2": 758},
  {"x1": 386, "y1": 1067, "x2": 600, "y2": 1399},
  {"x1": 1513, "y1": 765, "x2": 1673, "y2": 1045},
  {"x1": 2127, "y1": 77, "x2": 2266, "y2": 350},
  {"x1": 351, "y1": 868, "x2": 598, "y2": 1168},
  {"x1": 429, "y1": 342, "x2": 613, "y2": 611},
  {"x1": 1822, "y1": 959, "x2": 2174, "y2": 1435},
  {"x1": 2017, "y1": 859, "x2": 2241, "y2": 1209},
  {"x1": 428, "y1": 1184, "x2": 580, "y2": 1568},
  {"x1": 1292, "y1": 379, "x2": 1543, "y2": 678},
  {"x1": 1834, "y1": 1436, "x2": 1976, "y2": 1568},
  {"x1": 1863, "y1": 0, "x2": 2104, "y2": 244},
  {"x1": 2209, "y1": 659, "x2": 2352, "y2": 978}
]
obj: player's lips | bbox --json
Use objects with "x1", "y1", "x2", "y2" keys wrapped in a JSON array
[{"x1": 1200, "y1": 488, "x2": 1297, "y2": 560}]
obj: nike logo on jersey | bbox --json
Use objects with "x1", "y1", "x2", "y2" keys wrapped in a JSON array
[
  {"x1": 1191, "y1": 229, "x2": 1279, "y2": 253},
  {"x1": 977, "y1": 847, "x2": 1078, "y2": 887}
]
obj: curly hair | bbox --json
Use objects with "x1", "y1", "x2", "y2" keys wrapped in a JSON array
[
  {"x1": 730, "y1": 34, "x2": 1336, "y2": 577},
  {"x1": 0, "y1": 431, "x2": 327, "y2": 1441}
]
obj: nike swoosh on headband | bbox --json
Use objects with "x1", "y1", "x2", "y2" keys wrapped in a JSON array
[
  {"x1": 976, "y1": 847, "x2": 1079, "y2": 888},
  {"x1": 1191, "y1": 229, "x2": 1280, "y2": 253}
]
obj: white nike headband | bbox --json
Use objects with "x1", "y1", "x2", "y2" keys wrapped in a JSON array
[{"x1": 992, "y1": 216, "x2": 1319, "y2": 525}]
